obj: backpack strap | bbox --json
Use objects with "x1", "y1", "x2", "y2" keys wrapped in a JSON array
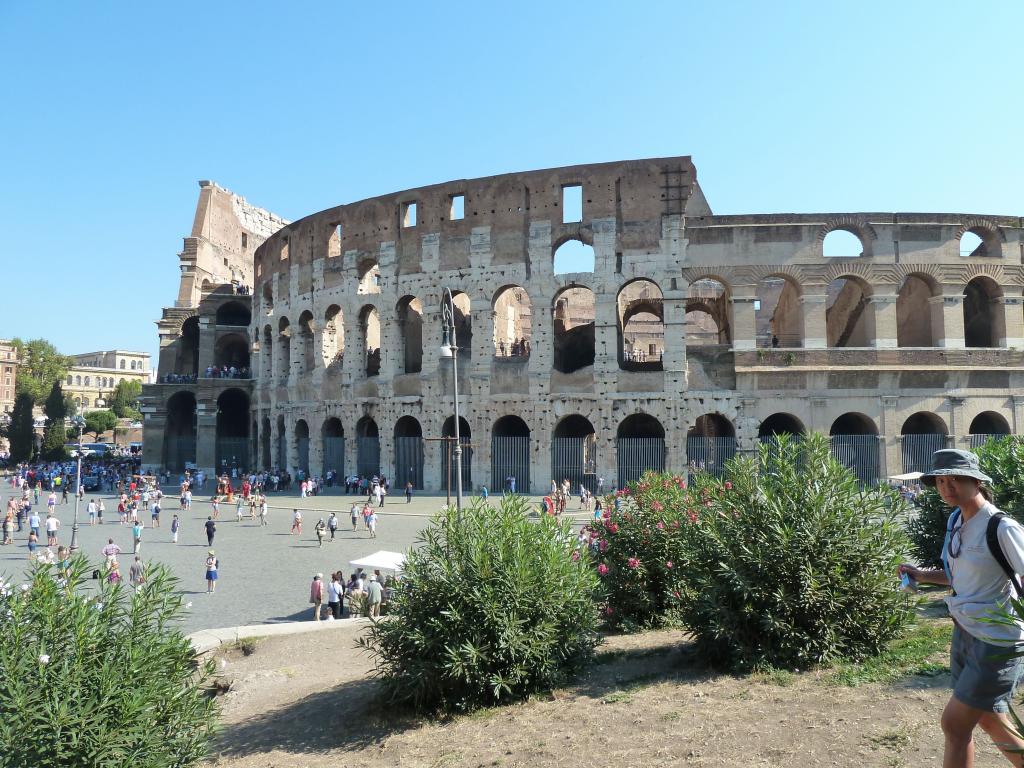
[
  {"x1": 986, "y1": 513, "x2": 1024, "y2": 599},
  {"x1": 942, "y1": 508, "x2": 961, "y2": 592}
]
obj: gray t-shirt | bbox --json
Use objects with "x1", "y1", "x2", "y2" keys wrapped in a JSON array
[
  {"x1": 944, "y1": 503, "x2": 1024, "y2": 643},
  {"x1": 366, "y1": 580, "x2": 384, "y2": 604}
]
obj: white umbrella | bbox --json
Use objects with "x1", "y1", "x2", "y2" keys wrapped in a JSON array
[
  {"x1": 887, "y1": 471, "x2": 923, "y2": 481},
  {"x1": 348, "y1": 550, "x2": 406, "y2": 573}
]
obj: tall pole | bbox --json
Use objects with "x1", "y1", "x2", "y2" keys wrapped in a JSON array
[
  {"x1": 69, "y1": 419, "x2": 84, "y2": 552},
  {"x1": 441, "y1": 287, "x2": 463, "y2": 517}
]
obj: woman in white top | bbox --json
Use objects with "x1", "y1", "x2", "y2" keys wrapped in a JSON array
[{"x1": 900, "y1": 449, "x2": 1024, "y2": 766}]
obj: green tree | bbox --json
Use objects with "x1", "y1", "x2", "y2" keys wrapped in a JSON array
[
  {"x1": 110, "y1": 378, "x2": 143, "y2": 420},
  {"x1": 0, "y1": 559, "x2": 219, "y2": 765},
  {"x1": 6, "y1": 392, "x2": 36, "y2": 463},
  {"x1": 84, "y1": 409, "x2": 118, "y2": 442},
  {"x1": 40, "y1": 381, "x2": 68, "y2": 461},
  {"x1": 10, "y1": 338, "x2": 72, "y2": 404}
]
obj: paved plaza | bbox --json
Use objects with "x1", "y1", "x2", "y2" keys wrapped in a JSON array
[{"x1": 0, "y1": 484, "x2": 585, "y2": 633}]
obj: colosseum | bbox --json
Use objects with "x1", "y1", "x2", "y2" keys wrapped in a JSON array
[{"x1": 141, "y1": 156, "x2": 1024, "y2": 494}]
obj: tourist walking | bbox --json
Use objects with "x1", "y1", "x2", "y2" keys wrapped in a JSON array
[
  {"x1": 315, "y1": 518, "x2": 326, "y2": 547},
  {"x1": 45, "y1": 513, "x2": 59, "y2": 546},
  {"x1": 101, "y1": 538, "x2": 121, "y2": 566},
  {"x1": 204, "y1": 516, "x2": 216, "y2": 547},
  {"x1": 899, "y1": 449, "x2": 1024, "y2": 765},
  {"x1": 259, "y1": 498, "x2": 268, "y2": 526},
  {"x1": 204, "y1": 550, "x2": 219, "y2": 593},
  {"x1": 170, "y1": 514, "x2": 180, "y2": 543},
  {"x1": 309, "y1": 573, "x2": 324, "y2": 620},
  {"x1": 327, "y1": 512, "x2": 338, "y2": 540},
  {"x1": 291, "y1": 509, "x2": 302, "y2": 535},
  {"x1": 405, "y1": 481, "x2": 412, "y2": 503},
  {"x1": 129, "y1": 556, "x2": 145, "y2": 588},
  {"x1": 366, "y1": 574, "x2": 383, "y2": 617},
  {"x1": 367, "y1": 509, "x2": 377, "y2": 539},
  {"x1": 328, "y1": 572, "x2": 344, "y2": 619},
  {"x1": 350, "y1": 502, "x2": 359, "y2": 531},
  {"x1": 97, "y1": 498, "x2": 104, "y2": 524}
]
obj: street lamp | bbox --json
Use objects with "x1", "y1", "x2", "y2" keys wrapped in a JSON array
[
  {"x1": 69, "y1": 415, "x2": 86, "y2": 553},
  {"x1": 439, "y1": 287, "x2": 463, "y2": 515}
]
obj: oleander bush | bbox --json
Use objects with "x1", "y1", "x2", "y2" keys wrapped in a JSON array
[
  {"x1": 0, "y1": 558, "x2": 218, "y2": 767},
  {"x1": 360, "y1": 495, "x2": 601, "y2": 713}
]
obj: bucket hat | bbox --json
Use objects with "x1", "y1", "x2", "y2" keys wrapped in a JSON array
[{"x1": 920, "y1": 449, "x2": 992, "y2": 486}]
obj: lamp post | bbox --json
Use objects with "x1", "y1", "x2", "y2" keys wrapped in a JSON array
[
  {"x1": 439, "y1": 287, "x2": 463, "y2": 516},
  {"x1": 69, "y1": 415, "x2": 86, "y2": 553}
]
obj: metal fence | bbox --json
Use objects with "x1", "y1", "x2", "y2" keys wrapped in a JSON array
[
  {"x1": 551, "y1": 437, "x2": 598, "y2": 493},
  {"x1": 296, "y1": 437, "x2": 310, "y2": 474},
  {"x1": 616, "y1": 438, "x2": 666, "y2": 488},
  {"x1": 969, "y1": 433, "x2": 1008, "y2": 449},
  {"x1": 685, "y1": 437, "x2": 736, "y2": 477},
  {"x1": 322, "y1": 437, "x2": 345, "y2": 477},
  {"x1": 491, "y1": 435, "x2": 530, "y2": 494},
  {"x1": 902, "y1": 434, "x2": 948, "y2": 475},
  {"x1": 166, "y1": 436, "x2": 196, "y2": 472},
  {"x1": 276, "y1": 435, "x2": 286, "y2": 472},
  {"x1": 356, "y1": 437, "x2": 381, "y2": 479},
  {"x1": 830, "y1": 435, "x2": 880, "y2": 485},
  {"x1": 394, "y1": 436, "x2": 424, "y2": 490},
  {"x1": 215, "y1": 437, "x2": 249, "y2": 474},
  {"x1": 438, "y1": 437, "x2": 473, "y2": 492}
]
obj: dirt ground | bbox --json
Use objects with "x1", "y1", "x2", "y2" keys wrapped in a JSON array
[{"x1": 200, "y1": 619, "x2": 1014, "y2": 768}]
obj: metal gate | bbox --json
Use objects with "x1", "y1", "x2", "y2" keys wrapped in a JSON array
[
  {"x1": 491, "y1": 436, "x2": 530, "y2": 494},
  {"x1": 902, "y1": 434, "x2": 948, "y2": 474},
  {"x1": 616, "y1": 437, "x2": 665, "y2": 489},
  {"x1": 322, "y1": 436, "x2": 345, "y2": 477},
  {"x1": 276, "y1": 434, "x2": 286, "y2": 471},
  {"x1": 216, "y1": 437, "x2": 249, "y2": 473},
  {"x1": 686, "y1": 437, "x2": 736, "y2": 477},
  {"x1": 969, "y1": 433, "x2": 1006, "y2": 449},
  {"x1": 296, "y1": 437, "x2": 310, "y2": 475},
  {"x1": 166, "y1": 436, "x2": 196, "y2": 471},
  {"x1": 356, "y1": 436, "x2": 381, "y2": 479},
  {"x1": 439, "y1": 437, "x2": 472, "y2": 492},
  {"x1": 830, "y1": 434, "x2": 880, "y2": 484},
  {"x1": 551, "y1": 436, "x2": 598, "y2": 493},
  {"x1": 394, "y1": 436, "x2": 424, "y2": 490}
]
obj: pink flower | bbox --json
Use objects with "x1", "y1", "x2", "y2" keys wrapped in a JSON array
[
  {"x1": 602, "y1": 509, "x2": 611, "y2": 520},
  {"x1": 656, "y1": 521, "x2": 665, "y2": 530},
  {"x1": 651, "y1": 501, "x2": 664, "y2": 513},
  {"x1": 571, "y1": 550, "x2": 580, "y2": 561},
  {"x1": 687, "y1": 511, "x2": 698, "y2": 523},
  {"x1": 598, "y1": 539, "x2": 608, "y2": 552},
  {"x1": 604, "y1": 606, "x2": 615, "y2": 616},
  {"x1": 665, "y1": 561, "x2": 673, "y2": 569},
  {"x1": 607, "y1": 522, "x2": 619, "y2": 534},
  {"x1": 676, "y1": 478, "x2": 687, "y2": 489},
  {"x1": 673, "y1": 590, "x2": 681, "y2": 598},
  {"x1": 724, "y1": 481, "x2": 733, "y2": 490},
  {"x1": 597, "y1": 563, "x2": 609, "y2": 576},
  {"x1": 627, "y1": 557, "x2": 640, "y2": 569}
]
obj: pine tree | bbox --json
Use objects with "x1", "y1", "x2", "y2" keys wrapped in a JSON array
[
  {"x1": 40, "y1": 381, "x2": 68, "y2": 461},
  {"x1": 7, "y1": 392, "x2": 36, "y2": 462}
]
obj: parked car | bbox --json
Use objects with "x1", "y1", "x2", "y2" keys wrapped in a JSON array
[{"x1": 82, "y1": 475, "x2": 102, "y2": 492}]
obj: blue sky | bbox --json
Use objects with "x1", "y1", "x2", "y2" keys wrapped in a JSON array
[{"x1": 1, "y1": 1, "x2": 1021, "y2": 363}]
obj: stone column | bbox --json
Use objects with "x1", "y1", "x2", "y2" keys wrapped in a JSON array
[
  {"x1": 197, "y1": 317, "x2": 215, "y2": 376},
  {"x1": 869, "y1": 294, "x2": 898, "y2": 349},
  {"x1": 1012, "y1": 395, "x2": 1024, "y2": 435},
  {"x1": 800, "y1": 292, "x2": 828, "y2": 349},
  {"x1": 934, "y1": 291, "x2": 965, "y2": 348},
  {"x1": 593, "y1": 291, "x2": 618, "y2": 389},
  {"x1": 529, "y1": 299, "x2": 553, "y2": 397},
  {"x1": 879, "y1": 395, "x2": 900, "y2": 479},
  {"x1": 284, "y1": 413, "x2": 298, "y2": 474},
  {"x1": 661, "y1": 290, "x2": 687, "y2": 392},
  {"x1": 947, "y1": 396, "x2": 966, "y2": 449},
  {"x1": 196, "y1": 409, "x2": 217, "y2": 477},
  {"x1": 730, "y1": 288, "x2": 758, "y2": 351},
  {"x1": 998, "y1": 290, "x2": 1024, "y2": 348}
]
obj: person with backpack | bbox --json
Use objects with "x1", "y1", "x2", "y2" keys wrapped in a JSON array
[
  {"x1": 899, "y1": 449, "x2": 1024, "y2": 765},
  {"x1": 204, "y1": 550, "x2": 219, "y2": 593}
]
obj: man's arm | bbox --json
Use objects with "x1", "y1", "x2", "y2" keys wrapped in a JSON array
[{"x1": 899, "y1": 564, "x2": 950, "y2": 586}]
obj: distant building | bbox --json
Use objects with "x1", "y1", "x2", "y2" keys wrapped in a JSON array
[
  {"x1": 0, "y1": 340, "x2": 18, "y2": 415},
  {"x1": 65, "y1": 350, "x2": 150, "y2": 412}
]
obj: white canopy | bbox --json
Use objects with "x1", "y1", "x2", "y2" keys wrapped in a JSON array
[
  {"x1": 888, "y1": 471, "x2": 923, "y2": 481},
  {"x1": 349, "y1": 550, "x2": 406, "y2": 573}
]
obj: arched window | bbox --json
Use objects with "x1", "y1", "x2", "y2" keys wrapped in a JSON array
[
  {"x1": 120, "y1": 360, "x2": 126, "y2": 369},
  {"x1": 84, "y1": 376, "x2": 90, "y2": 386},
  {"x1": 396, "y1": 296, "x2": 424, "y2": 374},
  {"x1": 130, "y1": 360, "x2": 137, "y2": 371},
  {"x1": 298, "y1": 310, "x2": 315, "y2": 375},
  {"x1": 618, "y1": 279, "x2": 664, "y2": 370},
  {"x1": 359, "y1": 306, "x2": 381, "y2": 377},
  {"x1": 551, "y1": 414, "x2": 597, "y2": 492},
  {"x1": 75, "y1": 375, "x2": 81, "y2": 386},
  {"x1": 755, "y1": 275, "x2": 802, "y2": 348},
  {"x1": 553, "y1": 238, "x2": 595, "y2": 274},
  {"x1": 896, "y1": 273, "x2": 940, "y2": 347},
  {"x1": 322, "y1": 305, "x2": 344, "y2": 369},
  {"x1": 492, "y1": 286, "x2": 532, "y2": 357},
  {"x1": 823, "y1": 229, "x2": 865, "y2": 258},
  {"x1": 393, "y1": 416, "x2": 424, "y2": 490},
  {"x1": 686, "y1": 279, "x2": 731, "y2": 346},
  {"x1": 964, "y1": 276, "x2": 1004, "y2": 348},
  {"x1": 277, "y1": 317, "x2": 292, "y2": 379},
  {"x1": 552, "y1": 286, "x2": 595, "y2": 373},
  {"x1": 826, "y1": 276, "x2": 873, "y2": 347},
  {"x1": 357, "y1": 259, "x2": 381, "y2": 295},
  {"x1": 66, "y1": 375, "x2": 72, "y2": 386}
]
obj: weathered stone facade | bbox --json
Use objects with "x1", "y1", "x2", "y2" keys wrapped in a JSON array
[{"x1": 144, "y1": 157, "x2": 1024, "y2": 492}]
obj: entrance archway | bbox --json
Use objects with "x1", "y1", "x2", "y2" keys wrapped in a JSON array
[
  {"x1": 355, "y1": 416, "x2": 380, "y2": 479},
  {"x1": 617, "y1": 280, "x2": 664, "y2": 370},
  {"x1": 393, "y1": 416, "x2": 424, "y2": 490},
  {"x1": 964, "y1": 277, "x2": 1004, "y2": 348},
  {"x1": 441, "y1": 415, "x2": 472, "y2": 492},
  {"x1": 164, "y1": 391, "x2": 196, "y2": 471},
  {"x1": 829, "y1": 412, "x2": 879, "y2": 484},
  {"x1": 294, "y1": 419, "x2": 310, "y2": 475},
  {"x1": 901, "y1": 412, "x2": 948, "y2": 475},
  {"x1": 969, "y1": 411, "x2": 1011, "y2": 449},
  {"x1": 491, "y1": 415, "x2": 530, "y2": 493},
  {"x1": 551, "y1": 414, "x2": 597, "y2": 492},
  {"x1": 616, "y1": 414, "x2": 666, "y2": 488},
  {"x1": 322, "y1": 417, "x2": 344, "y2": 477},
  {"x1": 686, "y1": 413, "x2": 735, "y2": 476},
  {"x1": 215, "y1": 389, "x2": 249, "y2": 472},
  {"x1": 553, "y1": 287, "x2": 595, "y2": 373}
]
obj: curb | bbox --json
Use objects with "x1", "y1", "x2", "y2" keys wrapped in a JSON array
[{"x1": 187, "y1": 616, "x2": 373, "y2": 654}]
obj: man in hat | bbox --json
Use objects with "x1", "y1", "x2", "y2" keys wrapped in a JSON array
[{"x1": 899, "y1": 449, "x2": 1024, "y2": 765}]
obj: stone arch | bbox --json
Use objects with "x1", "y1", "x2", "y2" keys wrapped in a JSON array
[
  {"x1": 277, "y1": 316, "x2": 292, "y2": 379},
  {"x1": 322, "y1": 305, "x2": 344, "y2": 369},
  {"x1": 359, "y1": 305, "x2": 381, "y2": 376},
  {"x1": 686, "y1": 278, "x2": 731, "y2": 346},
  {"x1": 758, "y1": 413, "x2": 805, "y2": 438},
  {"x1": 901, "y1": 411, "x2": 948, "y2": 475},
  {"x1": 755, "y1": 273, "x2": 803, "y2": 348},
  {"x1": 617, "y1": 279, "x2": 664, "y2": 370},
  {"x1": 964, "y1": 275, "x2": 1004, "y2": 348},
  {"x1": 491, "y1": 415, "x2": 531, "y2": 493},
  {"x1": 355, "y1": 415, "x2": 380, "y2": 478},
  {"x1": 616, "y1": 413, "x2": 666, "y2": 487},
  {"x1": 552, "y1": 285, "x2": 595, "y2": 373},
  {"x1": 275, "y1": 414, "x2": 286, "y2": 469},
  {"x1": 440, "y1": 415, "x2": 473, "y2": 492},
  {"x1": 396, "y1": 295, "x2": 424, "y2": 374},
  {"x1": 215, "y1": 301, "x2": 251, "y2": 327},
  {"x1": 553, "y1": 236, "x2": 595, "y2": 274},
  {"x1": 442, "y1": 290, "x2": 473, "y2": 360},
  {"x1": 294, "y1": 418, "x2": 310, "y2": 474},
  {"x1": 321, "y1": 417, "x2": 345, "y2": 477},
  {"x1": 686, "y1": 413, "x2": 736, "y2": 476},
  {"x1": 393, "y1": 415, "x2": 424, "y2": 490},
  {"x1": 969, "y1": 411, "x2": 1011, "y2": 444},
  {"x1": 551, "y1": 414, "x2": 598, "y2": 493},
  {"x1": 896, "y1": 272, "x2": 941, "y2": 347},
  {"x1": 830, "y1": 412, "x2": 878, "y2": 435},
  {"x1": 826, "y1": 274, "x2": 874, "y2": 347},
  {"x1": 955, "y1": 220, "x2": 1004, "y2": 258},
  {"x1": 215, "y1": 388, "x2": 249, "y2": 472},
  {"x1": 298, "y1": 310, "x2": 316, "y2": 375},
  {"x1": 163, "y1": 391, "x2": 196, "y2": 471},
  {"x1": 357, "y1": 258, "x2": 381, "y2": 295},
  {"x1": 262, "y1": 282, "x2": 273, "y2": 314},
  {"x1": 817, "y1": 218, "x2": 876, "y2": 258},
  {"x1": 492, "y1": 285, "x2": 532, "y2": 357},
  {"x1": 176, "y1": 315, "x2": 200, "y2": 376},
  {"x1": 213, "y1": 333, "x2": 249, "y2": 374},
  {"x1": 829, "y1": 412, "x2": 880, "y2": 484},
  {"x1": 260, "y1": 416, "x2": 271, "y2": 469}
]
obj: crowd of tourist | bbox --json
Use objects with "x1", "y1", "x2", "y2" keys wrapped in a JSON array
[
  {"x1": 202, "y1": 365, "x2": 250, "y2": 379},
  {"x1": 495, "y1": 338, "x2": 531, "y2": 357}
]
